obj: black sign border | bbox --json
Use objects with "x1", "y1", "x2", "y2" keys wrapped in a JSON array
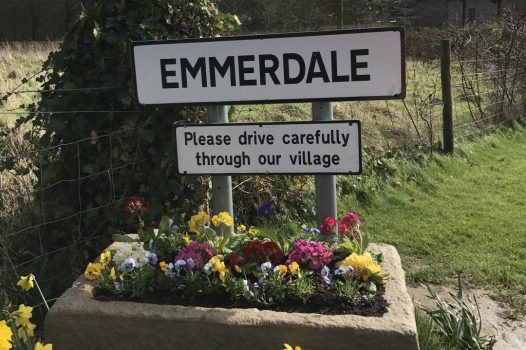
[
  {"x1": 174, "y1": 120, "x2": 362, "y2": 176},
  {"x1": 131, "y1": 27, "x2": 406, "y2": 107}
]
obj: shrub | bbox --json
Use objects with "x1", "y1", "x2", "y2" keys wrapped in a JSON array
[{"x1": 4, "y1": 0, "x2": 239, "y2": 305}]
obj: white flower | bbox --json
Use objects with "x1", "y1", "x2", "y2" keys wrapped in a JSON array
[{"x1": 113, "y1": 242, "x2": 149, "y2": 269}]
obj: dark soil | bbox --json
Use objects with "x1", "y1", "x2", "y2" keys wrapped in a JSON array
[{"x1": 94, "y1": 285, "x2": 389, "y2": 316}]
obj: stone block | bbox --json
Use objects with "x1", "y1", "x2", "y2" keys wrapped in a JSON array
[{"x1": 45, "y1": 243, "x2": 419, "y2": 350}]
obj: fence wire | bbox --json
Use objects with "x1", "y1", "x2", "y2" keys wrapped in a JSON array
[{"x1": 2, "y1": 23, "x2": 526, "y2": 311}]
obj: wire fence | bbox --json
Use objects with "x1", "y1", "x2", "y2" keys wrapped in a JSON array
[{"x1": 2, "y1": 22, "x2": 526, "y2": 312}]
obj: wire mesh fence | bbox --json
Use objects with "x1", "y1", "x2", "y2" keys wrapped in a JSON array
[{"x1": 2, "y1": 15, "x2": 526, "y2": 314}]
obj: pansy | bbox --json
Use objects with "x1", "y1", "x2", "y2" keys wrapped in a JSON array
[
  {"x1": 186, "y1": 258, "x2": 196, "y2": 269},
  {"x1": 334, "y1": 265, "x2": 355, "y2": 279},
  {"x1": 260, "y1": 262, "x2": 272, "y2": 276},
  {"x1": 99, "y1": 251, "x2": 111, "y2": 265},
  {"x1": 84, "y1": 262, "x2": 102, "y2": 281},
  {"x1": 118, "y1": 258, "x2": 136, "y2": 272},
  {"x1": 288, "y1": 262, "x2": 300, "y2": 275},
  {"x1": 147, "y1": 252, "x2": 158, "y2": 265},
  {"x1": 165, "y1": 263, "x2": 176, "y2": 277},
  {"x1": 114, "y1": 281, "x2": 123, "y2": 290},
  {"x1": 159, "y1": 261, "x2": 168, "y2": 272},
  {"x1": 256, "y1": 201, "x2": 273, "y2": 216},
  {"x1": 203, "y1": 263, "x2": 213, "y2": 275},
  {"x1": 174, "y1": 259, "x2": 187, "y2": 273},
  {"x1": 321, "y1": 266, "x2": 331, "y2": 285},
  {"x1": 284, "y1": 344, "x2": 302, "y2": 350},
  {"x1": 301, "y1": 225, "x2": 320, "y2": 235}
]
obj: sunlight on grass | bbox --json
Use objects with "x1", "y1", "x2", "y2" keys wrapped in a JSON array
[{"x1": 348, "y1": 129, "x2": 526, "y2": 317}]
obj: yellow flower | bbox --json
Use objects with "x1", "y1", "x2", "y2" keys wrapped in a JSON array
[
  {"x1": 288, "y1": 262, "x2": 300, "y2": 275},
  {"x1": 236, "y1": 224, "x2": 246, "y2": 232},
  {"x1": 188, "y1": 211, "x2": 210, "y2": 235},
  {"x1": 109, "y1": 267, "x2": 117, "y2": 281},
  {"x1": 211, "y1": 212, "x2": 233, "y2": 228},
  {"x1": 284, "y1": 344, "x2": 302, "y2": 350},
  {"x1": 0, "y1": 320, "x2": 12, "y2": 350},
  {"x1": 182, "y1": 234, "x2": 190, "y2": 246},
  {"x1": 16, "y1": 274, "x2": 34, "y2": 292},
  {"x1": 278, "y1": 265, "x2": 288, "y2": 275},
  {"x1": 13, "y1": 304, "x2": 33, "y2": 326},
  {"x1": 234, "y1": 265, "x2": 242, "y2": 273},
  {"x1": 17, "y1": 322, "x2": 36, "y2": 340},
  {"x1": 84, "y1": 262, "x2": 102, "y2": 281},
  {"x1": 208, "y1": 256, "x2": 228, "y2": 282},
  {"x1": 99, "y1": 251, "x2": 111, "y2": 266},
  {"x1": 34, "y1": 342, "x2": 53, "y2": 350},
  {"x1": 341, "y1": 252, "x2": 382, "y2": 281},
  {"x1": 248, "y1": 226, "x2": 258, "y2": 236},
  {"x1": 159, "y1": 261, "x2": 168, "y2": 272}
]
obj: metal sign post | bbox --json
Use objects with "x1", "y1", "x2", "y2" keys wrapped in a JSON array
[
  {"x1": 312, "y1": 102, "x2": 337, "y2": 225},
  {"x1": 131, "y1": 27, "x2": 406, "y2": 226},
  {"x1": 207, "y1": 105, "x2": 233, "y2": 222}
]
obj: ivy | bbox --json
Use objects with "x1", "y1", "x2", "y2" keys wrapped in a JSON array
[{"x1": 13, "y1": 0, "x2": 239, "y2": 298}]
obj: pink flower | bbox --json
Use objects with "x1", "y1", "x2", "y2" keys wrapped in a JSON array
[
  {"x1": 320, "y1": 217, "x2": 337, "y2": 234},
  {"x1": 285, "y1": 239, "x2": 333, "y2": 270},
  {"x1": 174, "y1": 241, "x2": 216, "y2": 269},
  {"x1": 341, "y1": 212, "x2": 360, "y2": 232},
  {"x1": 339, "y1": 222, "x2": 349, "y2": 236}
]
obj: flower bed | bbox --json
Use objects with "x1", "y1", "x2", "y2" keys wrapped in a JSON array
[
  {"x1": 45, "y1": 198, "x2": 418, "y2": 349},
  {"x1": 86, "y1": 203, "x2": 387, "y2": 315}
]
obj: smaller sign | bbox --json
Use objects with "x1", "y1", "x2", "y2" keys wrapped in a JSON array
[{"x1": 175, "y1": 121, "x2": 361, "y2": 175}]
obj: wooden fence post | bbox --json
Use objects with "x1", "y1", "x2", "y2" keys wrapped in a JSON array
[{"x1": 441, "y1": 39, "x2": 454, "y2": 154}]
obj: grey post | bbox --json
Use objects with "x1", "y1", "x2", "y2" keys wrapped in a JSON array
[
  {"x1": 207, "y1": 106, "x2": 234, "y2": 225},
  {"x1": 312, "y1": 102, "x2": 337, "y2": 225}
]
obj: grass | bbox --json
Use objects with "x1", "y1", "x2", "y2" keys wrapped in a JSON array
[
  {"x1": 344, "y1": 128, "x2": 526, "y2": 318},
  {"x1": 0, "y1": 41, "x2": 57, "y2": 125}
]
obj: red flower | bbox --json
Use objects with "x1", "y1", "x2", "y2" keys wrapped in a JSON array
[
  {"x1": 341, "y1": 211, "x2": 360, "y2": 231},
  {"x1": 320, "y1": 216, "x2": 337, "y2": 234},
  {"x1": 229, "y1": 252, "x2": 239, "y2": 267},
  {"x1": 122, "y1": 195, "x2": 149, "y2": 216},
  {"x1": 243, "y1": 240, "x2": 282, "y2": 263}
]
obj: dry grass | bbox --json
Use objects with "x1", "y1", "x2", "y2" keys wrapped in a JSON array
[
  {"x1": 0, "y1": 41, "x2": 57, "y2": 125},
  {"x1": 0, "y1": 42, "x2": 54, "y2": 242}
]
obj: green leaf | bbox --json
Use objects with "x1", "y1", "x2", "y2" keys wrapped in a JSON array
[{"x1": 112, "y1": 234, "x2": 138, "y2": 243}]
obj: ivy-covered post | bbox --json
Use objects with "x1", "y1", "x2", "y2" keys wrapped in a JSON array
[
  {"x1": 207, "y1": 106, "x2": 234, "y2": 226},
  {"x1": 312, "y1": 102, "x2": 337, "y2": 225}
]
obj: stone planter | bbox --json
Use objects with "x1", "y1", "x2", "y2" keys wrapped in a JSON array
[{"x1": 45, "y1": 243, "x2": 419, "y2": 350}]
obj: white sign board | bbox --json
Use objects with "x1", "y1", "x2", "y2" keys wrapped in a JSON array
[
  {"x1": 132, "y1": 28, "x2": 405, "y2": 105},
  {"x1": 175, "y1": 121, "x2": 361, "y2": 175}
]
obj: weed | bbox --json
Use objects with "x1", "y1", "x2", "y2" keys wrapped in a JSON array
[{"x1": 419, "y1": 275, "x2": 496, "y2": 350}]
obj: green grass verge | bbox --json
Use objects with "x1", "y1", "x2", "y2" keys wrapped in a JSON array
[{"x1": 344, "y1": 129, "x2": 526, "y2": 318}]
